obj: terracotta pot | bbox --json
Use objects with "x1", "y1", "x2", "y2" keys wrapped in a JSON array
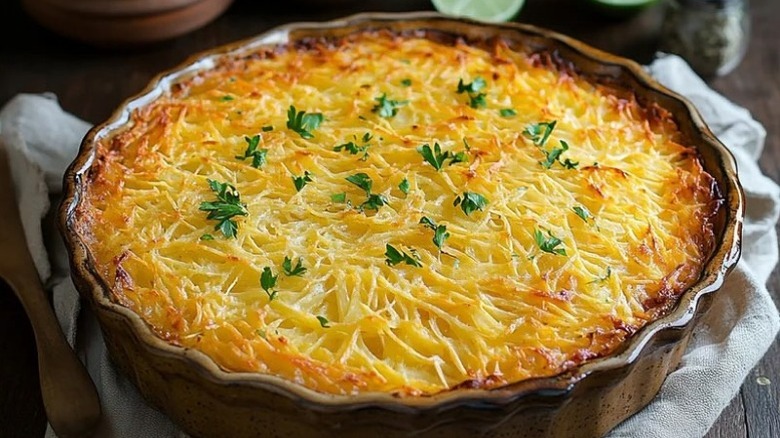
[{"x1": 22, "y1": 0, "x2": 234, "y2": 47}]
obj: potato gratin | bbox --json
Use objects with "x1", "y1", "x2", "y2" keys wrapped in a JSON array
[{"x1": 79, "y1": 30, "x2": 720, "y2": 396}]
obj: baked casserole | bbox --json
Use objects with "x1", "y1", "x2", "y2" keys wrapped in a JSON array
[
  {"x1": 62, "y1": 13, "x2": 743, "y2": 438},
  {"x1": 76, "y1": 28, "x2": 720, "y2": 397}
]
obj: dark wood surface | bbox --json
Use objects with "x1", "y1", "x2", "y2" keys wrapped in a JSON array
[{"x1": 1, "y1": 0, "x2": 777, "y2": 437}]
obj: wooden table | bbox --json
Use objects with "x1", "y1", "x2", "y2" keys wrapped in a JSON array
[{"x1": 1, "y1": 0, "x2": 777, "y2": 436}]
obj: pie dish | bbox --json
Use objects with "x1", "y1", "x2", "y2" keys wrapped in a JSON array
[{"x1": 60, "y1": 12, "x2": 743, "y2": 438}]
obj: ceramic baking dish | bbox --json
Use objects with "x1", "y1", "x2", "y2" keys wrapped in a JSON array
[{"x1": 59, "y1": 12, "x2": 743, "y2": 438}]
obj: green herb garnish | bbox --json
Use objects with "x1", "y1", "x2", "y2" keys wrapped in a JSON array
[
  {"x1": 316, "y1": 316, "x2": 330, "y2": 328},
  {"x1": 286, "y1": 105, "x2": 324, "y2": 139},
  {"x1": 417, "y1": 143, "x2": 467, "y2": 171},
  {"x1": 573, "y1": 206, "x2": 592, "y2": 222},
  {"x1": 261, "y1": 125, "x2": 274, "y2": 132},
  {"x1": 534, "y1": 229, "x2": 567, "y2": 256},
  {"x1": 523, "y1": 121, "x2": 557, "y2": 146},
  {"x1": 420, "y1": 216, "x2": 450, "y2": 251},
  {"x1": 401, "y1": 78, "x2": 412, "y2": 87},
  {"x1": 361, "y1": 194, "x2": 388, "y2": 211},
  {"x1": 334, "y1": 132, "x2": 372, "y2": 161},
  {"x1": 540, "y1": 140, "x2": 578, "y2": 170},
  {"x1": 372, "y1": 93, "x2": 408, "y2": 118},
  {"x1": 456, "y1": 77, "x2": 487, "y2": 109},
  {"x1": 346, "y1": 172, "x2": 373, "y2": 195},
  {"x1": 499, "y1": 108, "x2": 517, "y2": 117},
  {"x1": 331, "y1": 192, "x2": 347, "y2": 203},
  {"x1": 235, "y1": 135, "x2": 269, "y2": 169},
  {"x1": 200, "y1": 234, "x2": 214, "y2": 241},
  {"x1": 398, "y1": 178, "x2": 410, "y2": 195},
  {"x1": 589, "y1": 266, "x2": 612, "y2": 284},
  {"x1": 260, "y1": 266, "x2": 278, "y2": 301},
  {"x1": 219, "y1": 95, "x2": 234, "y2": 102},
  {"x1": 292, "y1": 171, "x2": 313, "y2": 192},
  {"x1": 282, "y1": 256, "x2": 307, "y2": 277},
  {"x1": 384, "y1": 244, "x2": 422, "y2": 267},
  {"x1": 199, "y1": 179, "x2": 248, "y2": 239},
  {"x1": 453, "y1": 192, "x2": 489, "y2": 216}
]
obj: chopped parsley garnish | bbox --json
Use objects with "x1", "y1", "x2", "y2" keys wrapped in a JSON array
[
  {"x1": 346, "y1": 173, "x2": 387, "y2": 212},
  {"x1": 417, "y1": 143, "x2": 467, "y2": 171},
  {"x1": 401, "y1": 78, "x2": 413, "y2": 87},
  {"x1": 219, "y1": 95, "x2": 234, "y2": 102},
  {"x1": 456, "y1": 77, "x2": 487, "y2": 108},
  {"x1": 316, "y1": 316, "x2": 330, "y2": 328},
  {"x1": 331, "y1": 192, "x2": 347, "y2": 203},
  {"x1": 199, "y1": 179, "x2": 248, "y2": 239},
  {"x1": 573, "y1": 206, "x2": 592, "y2": 222},
  {"x1": 540, "y1": 140, "x2": 579, "y2": 170},
  {"x1": 420, "y1": 216, "x2": 450, "y2": 251},
  {"x1": 292, "y1": 171, "x2": 313, "y2": 192},
  {"x1": 282, "y1": 256, "x2": 307, "y2": 277},
  {"x1": 235, "y1": 135, "x2": 268, "y2": 169},
  {"x1": 346, "y1": 172, "x2": 373, "y2": 195},
  {"x1": 261, "y1": 125, "x2": 274, "y2": 132},
  {"x1": 384, "y1": 244, "x2": 422, "y2": 267},
  {"x1": 499, "y1": 108, "x2": 517, "y2": 117},
  {"x1": 200, "y1": 234, "x2": 214, "y2": 241},
  {"x1": 372, "y1": 93, "x2": 408, "y2": 118},
  {"x1": 523, "y1": 121, "x2": 557, "y2": 146},
  {"x1": 361, "y1": 194, "x2": 388, "y2": 211},
  {"x1": 398, "y1": 178, "x2": 410, "y2": 195},
  {"x1": 260, "y1": 266, "x2": 278, "y2": 301},
  {"x1": 286, "y1": 105, "x2": 324, "y2": 139},
  {"x1": 334, "y1": 132, "x2": 372, "y2": 161},
  {"x1": 453, "y1": 192, "x2": 489, "y2": 216},
  {"x1": 534, "y1": 229, "x2": 567, "y2": 256}
]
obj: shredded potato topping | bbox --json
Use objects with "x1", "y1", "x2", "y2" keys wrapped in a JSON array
[{"x1": 80, "y1": 31, "x2": 719, "y2": 395}]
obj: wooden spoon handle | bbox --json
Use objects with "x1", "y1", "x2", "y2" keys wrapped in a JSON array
[
  {"x1": 0, "y1": 149, "x2": 101, "y2": 437},
  {"x1": 7, "y1": 271, "x2": 102, "y2": 438}
]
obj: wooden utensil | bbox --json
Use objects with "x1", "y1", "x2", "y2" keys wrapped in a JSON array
[{"x1": 0, "y1": 150, "x2": 101, "y2": 437}]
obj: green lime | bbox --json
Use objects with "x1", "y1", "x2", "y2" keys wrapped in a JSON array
[
  {"x1": 587, "y1": 0, "x2": 661, "y2": 17},
  {"x1": 431, "y1": 0, "x2": 527, "y2": 23}
]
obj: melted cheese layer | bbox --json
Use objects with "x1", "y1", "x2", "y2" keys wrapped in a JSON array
[{"x1": 81, "y1": 31, "x2": 718, "y2": 395}]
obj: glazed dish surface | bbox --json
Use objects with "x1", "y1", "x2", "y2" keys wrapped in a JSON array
[{"x1": 75, "y1": 29, "x2": 720, "y2": 396}]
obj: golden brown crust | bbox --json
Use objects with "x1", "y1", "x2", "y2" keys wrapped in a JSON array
[{"x1": 76, "y1": 29, "x2": 720, "y2": 395}]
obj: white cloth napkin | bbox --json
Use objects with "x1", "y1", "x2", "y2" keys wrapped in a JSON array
[{"x1": 1, "y1": 55, "x2": 777, "y2": 438}]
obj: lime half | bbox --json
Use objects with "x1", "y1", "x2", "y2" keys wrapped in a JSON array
[
  {"x1": 587, "y1": 0, "x2": 661, "y2": 17},
  {"x1": 431, "y1": 0, "x2": 526, "y2": 23}
]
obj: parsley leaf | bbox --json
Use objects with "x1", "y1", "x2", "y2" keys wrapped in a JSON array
[
  {"x1": 540, "y1": 140, "x2": 578, "y2": 170},
  {"x1": 235, "y1": 135, "x2": 269, "y2": 169},
  {"x1": 261, "y1": 125, "x2": 274, "y2": 132},
  {"x1": 331, "y1": 192, "x2": 346, "y2": 203},
  {"x1": 417, "y1": 143, "x2": 467, "y2": 171},
  {"x1": 453, "y1": 192, "x2": 489, "y2": 216},
  {"x1": 199, "y1": 179, "x2": 248, "y2": 239},
  {"x1": 573, "y1": 206, "x2": 592, "y2": 222},
  {"x1": 457, "y1": 77, "x2": 488, "y2": 109},
  {"x1": 316, "y1": 316, "x2": 330, "y2": 328},
  {"x1": 200, "y1": 234, "x2": 214, "y2": 241},
  {"x1": 534, "y1": 229, "x2": 567, "y2": 256},
  {"x1": 282, "y1": 256, "x2": 307, "y2": 277},
  {"x1": 346, "y1": 172, "x2": 373, "y2": 195},
  {"x1": 361, "y1": 193, "x2": 388, "y2": 211},
  {"x1": 523, "y1": 121, "x2": 557, "y2": 146},
  {"x1": 219, "y1": 95, "x2": 234, "y2": 102},
  {"x1": 260, "y1": 266, "x2": 278, "y2": 301},
  {"x1": 500, "y1": 108, "x2": 517, "y2": 117},
  {"x1": 457, "y1": 77, "x2": 486, "y2": 94},
  {"x1": 420, "y1": 216, "x2": 450, "y2": 251},
  {"x1": 384, "y1": 244, "x2": 422, "y2": 267},
  {"x1": 398, "y1": 178, "x2": 410, "y2": 195},
  {"x1": 401, "y1": 78, "x2": 412, "y2": 87},
  {"x1": 334, "y1": 132, "x2": 372, "y2": 161},
  {"x1": 286, "y1": 105, "x2": 324, "y2": 139},
  {"x1": 372, "y1": 93, "x2": 408, "y2": 118},
  {"x1": 292, "y1": 171, "x2": 313, "y2": 192}
]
